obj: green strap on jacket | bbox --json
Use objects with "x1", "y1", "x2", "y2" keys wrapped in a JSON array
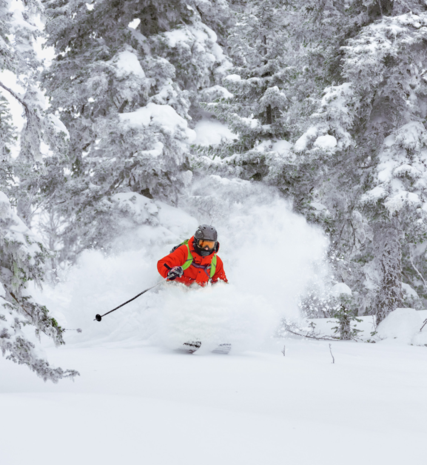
[{"x1": 180, "y1": 240, "x2": 217, "y2": 278}]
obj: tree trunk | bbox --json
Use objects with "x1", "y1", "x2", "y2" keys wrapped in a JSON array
[
  {"x1": 262, "y1": 35, "x2": 272, "y2": 125},
  {"x1": 266, "y1": 104, "x2": 272, "y2": 125},
  {"x1": 374, "y1": 217, "x2": 402, "y2": 325}
]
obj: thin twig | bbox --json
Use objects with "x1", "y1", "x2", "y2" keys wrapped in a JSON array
[
  {"x1": 285, "y1": 327, "x2": 339, "y2": 341},
  {"x1": 420, "y1": 319, "x2": 427, "y2": 332},
  {"x1": 282, "y1": 345, "x2": 286, "y2": 356},
  {"x1": 329, "y1": 344, "x2": 335, "y2": 364},
  {"x1": 409, "y1": 256, "x2": 427, "y2": 289},
  {"x1": 9, "y1": 291, "x2": 34, "y2": 321}
]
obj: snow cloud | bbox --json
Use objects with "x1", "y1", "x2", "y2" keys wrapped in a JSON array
[{"x1": 34, "y1": 179, "x2": 328, "y2": 353}]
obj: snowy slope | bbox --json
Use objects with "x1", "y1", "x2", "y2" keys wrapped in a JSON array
[
  {"x1": 1, "y1": 340, "x2": 426, "y2": 465},
  {"x1": 2, "y1": 163, "x2": 426, "y2": 465},
  {"x1": 27, "y1": 178, "x2": 329, "y2": 353}
]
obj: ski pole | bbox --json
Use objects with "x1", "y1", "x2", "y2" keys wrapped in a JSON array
[{"x1": 94, "y1": 281, "x2": 162, "y2": 322}]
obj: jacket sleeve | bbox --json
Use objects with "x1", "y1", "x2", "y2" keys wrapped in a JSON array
[
  {"x1": 157, "y1": 245, "x2": 188, "y2": 279},
  {"x1": 211, "y1": 255, "x2": 228, "y2": 283}
]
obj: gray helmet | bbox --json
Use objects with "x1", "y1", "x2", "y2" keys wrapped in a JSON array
[
  {"x1": 194, "y1": 224, "x2": 218, "y2": 242},
  {"x1": 194, "y1": 224, "x2": 218, "y2": 256}
]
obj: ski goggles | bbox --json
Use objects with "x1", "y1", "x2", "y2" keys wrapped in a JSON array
[{"x1": 197, "y1": 239, "x2": 216, "y2": 249}]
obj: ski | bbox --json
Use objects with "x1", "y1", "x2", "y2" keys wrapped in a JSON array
[
  {"x1": 212, "y1": 343, "x2": 232, "y2": 355},
  {"x1": 175, "y1": 341, "x2": 202, "y2": 354},
  {"x1": 174, "y1": 342, "x2": 231, "y2": 355}
]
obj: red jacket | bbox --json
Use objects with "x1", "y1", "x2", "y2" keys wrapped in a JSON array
[{"x1": 157, "y1": 236, "x2": 228, "y2": 286}]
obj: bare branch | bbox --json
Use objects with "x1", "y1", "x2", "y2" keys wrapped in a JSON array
[
  {"x1": 409, "y1": 255, "x2": 427, "y2": 289},
  {"x1": 329, "y1": 344, "x2": 335, "y2": 364},
  {"x1": 285, "y1": 327, "x2": 339, "y2": 341},
  {"x1": 0, "y1": 80, "x2": 29, "y2": 114}
]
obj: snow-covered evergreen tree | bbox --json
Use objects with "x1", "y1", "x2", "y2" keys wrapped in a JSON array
[
  {"x1": 1, "y1": 0, "x2": 76, "y2": 380},
  {"x1": 373, "y1": 220, "x2": 403, "y2": 324},
  {"x1": 194, "y1": 0, "x2": 427, "y2": 320},
  {"x1": 197, "y1": 0, "x2": 291, "y2": 178},
  {"x1": 0, "y1": 191, "x2": 78, "y2": 381},
  {"x1": 0, "y1": 0, "x2": 69, "y2": 226},
  {"x1": 289, "y1": 2, "x2": 427, "y2": 319},
  {"x1": 0, "y1": 94, "x2": 15, "y2": 188},
  {"x1": 41, "y1": 0, "x2": 231, "y2": 263}
]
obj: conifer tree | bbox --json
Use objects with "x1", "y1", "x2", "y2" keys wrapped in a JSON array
[
  {"x1": 197, "y1": 0, "x2": 427, "y2": 320},
  {"x1": 0, "y1": 191, "x2": 78, "y2": 381},
  {"x1": 41, "y1": 0, "x2": 231, "y2": 262},
  {"x1": 0, "y1": 95, "x2": 14, "y2": 187},
  {"x1": 374, "y1": 220, "x2": 403, "y2": 324},
  {"x1": 285, "y1": 1, "x2": 427, "y2": 318},
  {"x1": 0, "y1": 0, "x2": 76, "y2": 380},
  {"x1": 0, "y1": 0, "x2": 69, "y2": 226},
  {"x1": 199, "y1": 0, "x2": 290, "y2": 178}
]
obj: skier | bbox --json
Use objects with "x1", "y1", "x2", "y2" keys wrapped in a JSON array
[{"x1": 157, "y1": 224, "x2": 228, "y2": 286}]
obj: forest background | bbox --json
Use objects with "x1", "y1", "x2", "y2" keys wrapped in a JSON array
[{"x1": 2, "y1": 0, "x2": 427, "y2": 381}]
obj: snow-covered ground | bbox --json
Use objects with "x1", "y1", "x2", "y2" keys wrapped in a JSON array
[
  {"x1": 2, "y1": 154, "x2": 427, "y2": 464},
  {"x1": 1, "y1": 338, "x2": 426, "y2": 465}
]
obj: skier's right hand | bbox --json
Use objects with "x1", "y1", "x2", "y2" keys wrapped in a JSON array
[{"x1": 167, "y1": 266, "x2": 183, "y2": 281}]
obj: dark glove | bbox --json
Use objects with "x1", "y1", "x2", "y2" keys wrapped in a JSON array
[{"x1": 167, "y1": 266, "x2": 183, "y2": 281}]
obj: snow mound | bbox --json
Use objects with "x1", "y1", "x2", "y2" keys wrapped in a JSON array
[
  {"x1": 377, "y1": 308, "x2": 422, "y2": 344},
  {"x1": 294, "y1": 126, "x2": 318, "y2": 152},
  {"x1": 272, "y1": 139, "x2": 292, "y2": 154},
  {"x1": 360, "y1": 186, "x2": 387, "y2": 204},
  {"x1": 412, "y1": 328, "x2": 427, "y2": 347},
  {"x1": 119, "y1": 103, "x2": 196, "y2": 142},
  {"x1": 314, "y1": 135, "x2": 337, "y2": 149},
  {"x1": 194, "y1": 119, "x2": 237, "y2": 146},
  {"x1": 114, "y1": 50, "x2": 145, "y2": 78},
  {"x1": 154, "y1": 282, "x2": 275, "y2": 352},
  {"x1": 224, "y1": 74, "x2": 241, "y2": 82}
]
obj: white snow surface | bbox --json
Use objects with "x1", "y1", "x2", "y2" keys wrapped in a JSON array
[
  {"x1": 128, "y1": 18, "x2": 140, "y2": 29},
  {"x1": 114, "y1": 49, "x2": 145, "y2": 78},
  {"x1": 360, "y1": 185, "x2": 387, "y2": 204},
  {"x1": 376, "y1": 308, "x2": 423, "y2": 344},
  {"x1": 294, "y1": 126, "x2": 318, "y2": 152},
  {"x1": 224, "y1": 74, "x2": 241, "y2": 82},
  {"x1": 1, "y1": 340, "x2": 426, "y2": 465},
  {"x1": 272, "y1": 139, "x2": 292, "y2": 154},
  {"x1": 3, "y1": 179, "x2": 427, "y2": 464},
  {"x1": 194, "y1": 119, "x2": 238, "y2": 146},
  {"x1": 314, "y1": 134, "x2": 337, "y2": 149},
  {"x1": 412, "y1": 323, "x2": 427, "y2": 346},
  {"x1": 119, "y1": 103, "x2": 196, "y2": 142}
]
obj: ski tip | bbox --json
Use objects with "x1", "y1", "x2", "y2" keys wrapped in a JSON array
[
  {"x1": 212, "y1": 343, "x2": 232, "y2": 355},
  {"x1": 175, "y1": 341, "x2": 202, "y2": 354}
]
